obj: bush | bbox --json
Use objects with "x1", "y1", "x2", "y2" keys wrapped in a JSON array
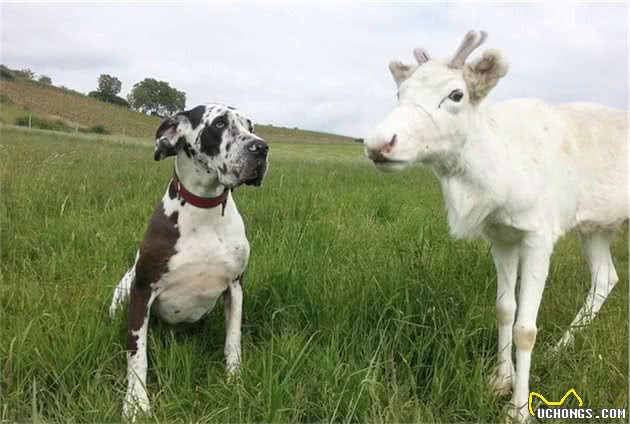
[
  {"x1": 14, "y1": 68, "x2": 35, "y2": 79},
  {"x1": 0, "y1": 65, "x2": 15, "y2": 81},
  {"x1": 59, "y1": 86, "x2": 85, "y2": 96},
  {"x1": 76, "y1": 124, "x2": 110, "y2": 135},
  {"x1": 14, "y1": 115, "x2": 73, "y2": 132},
  {"x1": 88, "y1": 91, "x2": 130, "y2": 108},
  {"x1": 0, "y1": 94, "x2": 13, "y2": 105},
  {"x1": 88, "y1": 125, "x2": 110, "y2": 134},
  {"x1": 38, "y1": 75, "x2": 52, "y2": 85}
]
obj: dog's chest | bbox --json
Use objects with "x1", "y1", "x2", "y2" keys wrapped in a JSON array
[
  {"x1": 153, "y1": 197, "x2": 249, "y2": 324},
  {"x1": 169, "y1": 202, "x2": 250, "y2": 277}
]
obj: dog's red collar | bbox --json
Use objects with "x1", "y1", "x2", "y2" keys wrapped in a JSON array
[{"x1": 171, "y1": 173, "x2": 229, "y2": 214}]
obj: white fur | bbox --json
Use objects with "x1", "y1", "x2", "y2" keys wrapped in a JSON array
[
  {"x1": 122, "y1": 291, "x2": 156, "y2": 419},
  {"x1": 365, "y1": 31, "x2": 628, "y2": 422},
  {"x1": 110, "y1": 103, "x2": 265, "y2": 420},
  {"x1": 111, "y1": 164, "x2": 249, "y2": 418}
]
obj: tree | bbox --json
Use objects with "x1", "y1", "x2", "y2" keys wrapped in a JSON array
[
  {"x1": 89, "y1": 73, "x2": 129, "y2": 108},
  {"x1": 97, "y1": 74, "x2": 122, "y2": 97},
  {"x1": 38, "y1": 75, "x2": 52, "y2": 84},
  {"x1": 15, "y1": 68, "x2": 35, "y2": 79},
  {"x1": 127, "y1": 78, "x2": 186, "y2": 116},
  {"x1": 0, "y1": 65, "x2": 15, "y2": 81}
]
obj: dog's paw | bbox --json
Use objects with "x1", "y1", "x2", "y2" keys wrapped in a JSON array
[
  {"x1": 225, "y1": 362, "x2": 241, "y2": 384},
  {"x1": 108, "y1": 303, "x2": 120, "y2": 320},
  {"x1": 122, "y1": 390, "x2": 151, "y2": 421}
]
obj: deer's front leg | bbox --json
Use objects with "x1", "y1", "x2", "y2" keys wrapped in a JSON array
[
  {"x1": 224, "y1": 277, "x2": 243, "y2": 378},
  {"x1": 508, "y1": 234, "x2": 553, "y2": 422},
  {"x1": 123, "y1": 283, "x2": 157, "y2": 420},
  {"x1": 489, "y1": 242, "x2": 519, "y2": 396}
]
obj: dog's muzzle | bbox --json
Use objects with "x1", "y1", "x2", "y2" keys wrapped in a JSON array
[
  {"x1": 244, "y1": 160, "x2": 268, "y2": 186},
  {"x1": 243, "y1": 140, "x2": 268, "y2": 186}
]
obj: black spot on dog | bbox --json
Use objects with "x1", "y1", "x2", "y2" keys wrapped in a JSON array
[
  {"x1": 155, "y1": 117, "x2": 178, "y2": 139},
  {"x1": 219, "y1": 163, "x2": 227, "y2": 174},
  {"x1": 199, "y1": 115, "x2": 226, "y2": 156},
  {"x1": 182, "y1": 105, "x2": 206, "y2": 129},
  {"x1": 232, "y1": 169, "x2": 240, "y2": 179},
  {"x1": 182, "y1": 141, "x2": 194, "y2": 158},
  {"x1": 225, "y1": 142, "x2": 231, "y2": 152},
  {"x1": 128, "y1": 206, "x2": 180, "y2": 354},
  {"x1": 168, "y1": 180, "x2": 177, "y2": 199}
]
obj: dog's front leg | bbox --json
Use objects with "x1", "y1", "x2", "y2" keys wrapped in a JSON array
[
  {"x1": 224, "y1": 277, "x2": 243, "y2": 378},
  {"x1": 123, "y1": 282, "x2": 156, "y2": 420}
]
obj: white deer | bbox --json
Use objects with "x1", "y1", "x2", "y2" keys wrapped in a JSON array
[{"x1": 364, "y1": 30, "x2": 628, "y2": 422}]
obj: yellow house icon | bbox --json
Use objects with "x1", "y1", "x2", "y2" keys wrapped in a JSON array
[{"x1": 529, "y1": 388, "x2": 584, "y2": 416}]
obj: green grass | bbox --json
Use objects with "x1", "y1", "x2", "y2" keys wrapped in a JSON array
[
  {"x1": 1, "y1": 127, "x2": 627, "y2": 423},
  {"x1": 0, "y1": 77, "x2": 357, "y2": 143},
  {"x1": 0, "y1": 100, "x2": 32, "y2": 127}
]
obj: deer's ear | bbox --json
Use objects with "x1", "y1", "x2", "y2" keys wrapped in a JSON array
[
  {"x1": 463, "y1": 48, "x2": 508, "y2": 103},
  {"x1": 413, "y1": 48, "x2": 430, "y2": 65},
  {"x1": 388, "y1": 61, "x2": 416, "y2": 87}
]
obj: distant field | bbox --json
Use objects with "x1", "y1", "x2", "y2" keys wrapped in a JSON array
[
  {"x1": 0, "y1": 79, "x2": 357, "y2": 144},
  {"x1": 1, "y1": 127, "x2": 627, "y2": 422},
  {"x1": 0, "y1": 79, "x2": 159, "y2": 137}
]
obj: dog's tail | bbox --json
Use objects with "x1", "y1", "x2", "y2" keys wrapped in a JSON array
[{"x1": 108, "y1": 251, "x2": 139, "y2": 320}]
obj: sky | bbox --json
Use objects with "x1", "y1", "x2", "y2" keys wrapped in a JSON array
[{"x1": 1, "y1": 1, "x2": 627, "y2": 137}]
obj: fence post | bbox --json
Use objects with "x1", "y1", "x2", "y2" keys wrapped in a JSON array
[
  {"x1": 75, "y1": 123, "x2": 79, "y2": 133},
  {"x1": 28, "y1": 114, "x2": 32, "y2": 129}
]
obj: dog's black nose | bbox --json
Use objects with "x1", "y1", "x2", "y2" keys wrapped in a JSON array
[{"x1": 247, "y1": 140, "x2": 268, "y2": 157}]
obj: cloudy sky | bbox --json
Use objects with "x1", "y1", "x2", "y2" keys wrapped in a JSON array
[{"x1": 1, "y1": 2, "x2": 627, "y2": 137}]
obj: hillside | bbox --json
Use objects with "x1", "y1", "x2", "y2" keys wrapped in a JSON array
[{"x1": 0, "y1": 74, "x2": 356, "y2": 144}]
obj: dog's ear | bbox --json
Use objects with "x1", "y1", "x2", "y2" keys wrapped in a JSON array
[{"x1": 154, "y1": 115, "x2": 190, "y2": 161}]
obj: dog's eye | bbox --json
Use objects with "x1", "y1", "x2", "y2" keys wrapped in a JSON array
[
  {"x1": 448, "y1": 89, "x2": 463, "y2": 102},
  {"x1": 215, "y1": 120, "x2": 225, "y2": 129}
]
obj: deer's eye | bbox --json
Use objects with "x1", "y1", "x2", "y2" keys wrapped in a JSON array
[{"x1": 448, "y1": 89, "x2": 463, "y2": 102}]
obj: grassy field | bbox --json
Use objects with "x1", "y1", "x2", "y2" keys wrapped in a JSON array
[
  {"x1": 0, "y1": 80, "x2": 159, "y2": 137},
  {"x1": 1, "y1": 126, "x2": 627, "y2": 423},
  {"x1": 0, "y1": 78, "x2": 357, "y2": 144}
]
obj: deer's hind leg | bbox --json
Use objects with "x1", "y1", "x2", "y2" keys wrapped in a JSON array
[{"x1": 556, "y1": 229, "x2": 619, "y2": 349}]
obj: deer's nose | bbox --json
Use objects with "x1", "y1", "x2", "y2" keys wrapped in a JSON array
[{"x1": 365, "y1": 134, "x2": 397, "y2": 161}]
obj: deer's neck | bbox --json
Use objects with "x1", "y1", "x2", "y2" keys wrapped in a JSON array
[{"x1": 431, "y1": 108, "x2": 510, "y2": 239}]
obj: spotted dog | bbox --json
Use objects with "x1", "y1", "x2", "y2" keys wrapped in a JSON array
[{"x1": 109, "y1": 103, "x2": 268, "y2": 419}]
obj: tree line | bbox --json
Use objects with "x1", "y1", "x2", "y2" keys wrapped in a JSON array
[
  {"x1": 0, "y1": 65, "x2": 186, "y2": 117},
  {"x1": 89, "y1": 74, "x2": 186, "y2": 116}
]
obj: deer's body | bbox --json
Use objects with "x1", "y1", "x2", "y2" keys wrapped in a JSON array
[
  {"x1": 365, "y1": 31, "x2": 627, "y2": 422},
  {"x1": 440, "y1": 99, "x2": 627, "y2": 241}
]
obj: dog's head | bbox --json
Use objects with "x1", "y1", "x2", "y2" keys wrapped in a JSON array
[{"x1": 154, "y1": 103, "x2": 268, "y2": 188}]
